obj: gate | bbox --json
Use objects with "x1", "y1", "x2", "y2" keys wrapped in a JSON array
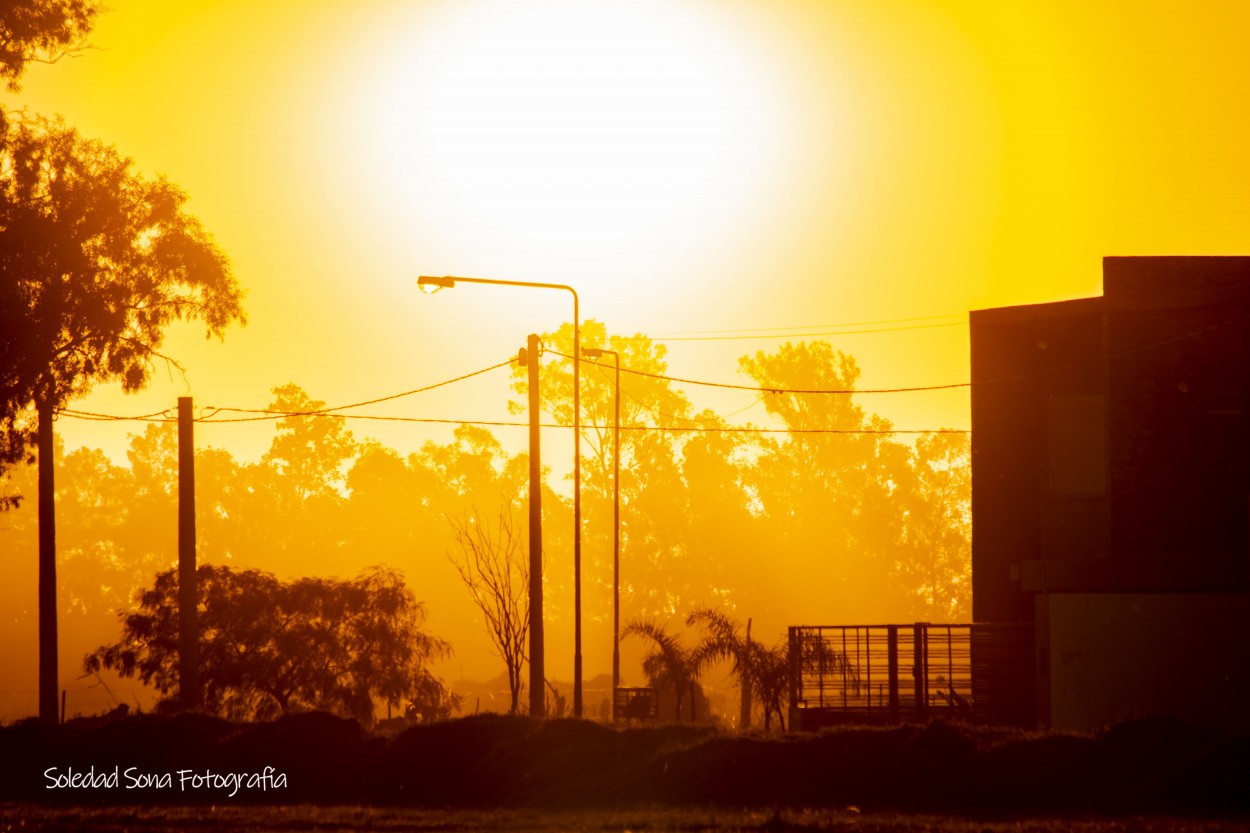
[{"x1": 788, "y1": 623, "x2": 1034, "y2": 729}]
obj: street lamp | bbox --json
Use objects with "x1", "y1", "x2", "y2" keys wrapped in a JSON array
[
  {"x1": 582, "y1": 346, "x2": 621, "y2": 721},
  {"x1": 416, "y1": 274, "x2": 586, "y2": 718}
]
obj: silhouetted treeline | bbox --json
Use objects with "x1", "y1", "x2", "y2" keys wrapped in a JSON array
[{"x1": 0, "y1": 331, "x2": 969, "y2": 720}]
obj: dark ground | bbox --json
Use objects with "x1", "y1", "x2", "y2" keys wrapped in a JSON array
[
  {"x1": 1, "y1": 713, "x2": 1248, "y2": 822},
  {"x1": 2, "y1": 805, "x2": 1249, "y2": 833}
]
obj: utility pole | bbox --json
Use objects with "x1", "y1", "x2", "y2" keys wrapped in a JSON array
[
  {"x1": 741, "y1": 617, "x2": 752, "y2": 730},
  {"x1": 521, "y1": 336, "x2": 545, "y2": 718},
  {"x1": 583, "y1": 347, "x2": 620, "y2": 720},
  {"x1": 178, "y1": 397, "x2": 200, "y2": 710},
  {"x1": 573, "y1": 318, "x2": 582, "y2": 719},
  {"x1": 609, "y1": 351, "x2": 619, "y2": 720},
  {"x1": 415, "y1": 276, "x2": 580, "y2": 717},
  {"x1": 36, "y1": 395, "x2": 57, "y2": 724}
]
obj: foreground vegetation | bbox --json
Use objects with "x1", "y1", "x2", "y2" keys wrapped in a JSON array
[
  {"x1": 1, "y1": 712, "x2": 1246, "y2": 818},
  {"x1": 4, "y1": 805, "x2": 1249, "y2": 833}
]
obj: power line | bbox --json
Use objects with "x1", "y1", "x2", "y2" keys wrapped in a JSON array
[
  {"x1": 61, "y1": 408, "x2": 175, "y2": 422},
  {"x1": 57, "y1": 314, "x2": 1244, "y2": 431},
  {"x1": 184, "y1": 410, "x2": 971, "y2": 435},
  {"x1": 568, "y1": 313, "x2": 1250, "y2": 395},
  {"x1": 586, "y1": 360, "x2": 767, "y2": 430},
  {"x1": 654, "y1": 313, "x2": 965, "y2": 337},
  {"x1": 58, "y1": 359, "x2": 516, "y2": 424},
  {"x1": 50, "y1": 310, "x2": 1247, "y2": 440},
  {"x1": 561, "y1": 350, "x2": 968, "y2": 394},
  {"x1": 56, "y1": 392, "x2": 966, "y2": 435},
  {"x1": 653, "y1": 321, "x2": 964, "y2": 342},
  {"x1": 198, "y1": 358, "x2": 515, "y2": 422}
]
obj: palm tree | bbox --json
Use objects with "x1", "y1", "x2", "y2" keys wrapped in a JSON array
[
  {"x1": 748, "y1": 638, "x2": 792, "y2": 732},
  {"x1": 688, "y1": 607, "x2": 791, "y2": 731},
  {"x1": 688, "y1": 607, "x2": 750, "y2": 726},
  {"x1": 623, "y1": 618, "x2": 700, "y2": 722}
]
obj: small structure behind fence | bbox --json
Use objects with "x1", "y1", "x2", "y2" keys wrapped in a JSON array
[
  {"x1": 789, "y1": 623, "x2": 1035, "y2": 730},
  {"x1": 614, "y1": 686, "x2": 659, "y2": 722}
]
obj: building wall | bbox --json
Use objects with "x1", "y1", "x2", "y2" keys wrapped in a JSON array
[
  {"x1": 1105, "y1": 301, "x2": 1250, "y2": 568},
  {"x1": 1037, "y1": 592, "x2": 1250, "y2": 733},
  {"x1": 970, "y1": 302, "x2": 1106, "y2": 622},
  {"x1": 972, "y1": 257, "x2": 1250, "y2": 730}
]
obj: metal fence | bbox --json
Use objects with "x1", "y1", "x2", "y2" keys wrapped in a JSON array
[{"x1": 789, "y1": 623, "x2": 1035, "y2": 729}]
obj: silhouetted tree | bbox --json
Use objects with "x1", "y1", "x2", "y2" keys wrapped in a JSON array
[
  {"x1": 1, "y1": 115, "x2": 244, "y2": 722},
  {"x1": 1, "y1": 0, "x2": 102, "y2": 496},
  {"x1": 748, "y1": 638, "x2": 792, "y2": 732},
  {"x1": 688, "y1": 607, "x2": 794, "y2": 731},
  {"x1": 86, "y1": 564, "x2": 450, "y2": 724},
  {"x1": 1, "y1": 116, "x2": 243, "y2": 481},
  {"x1": 623, "y1": 618, "x2": 700, "y2": 722},
  {"x1": 688, "y1": 607, "x2": 750, "y2": 722},
  {"x1": 404, "y1": 667, "x2": 463, "y2": 724},
  {"x1": 447, "y1": 506, "x2": 528, "y2": 715},
  {"x1": 0, "y1": 0, "x2": 98, "y2": 94}
]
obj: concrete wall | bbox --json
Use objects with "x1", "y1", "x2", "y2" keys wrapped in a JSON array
[{"x1": 1038, "y1": 592, "x2": 1250, "y2": 732}]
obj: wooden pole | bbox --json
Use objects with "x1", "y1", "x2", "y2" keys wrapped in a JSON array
[
  {"x1": 37, "y1": 396, "x2": 58, "y2": 724},
  {"x1": 740, "y1": 618, "x2": 752, "y2": 730},
  {"x1": 178, "y1": 397, "x2": 200, "y2": 710},
  {"x1": 610, "y1": 351, "x2": 620, "y2": 721},
  {"x1": 573, "y1": 306, "x2": 582, "y2": 718},
  {"x1": 525, "y1": 336, "x2": 545, "y2": 718}
]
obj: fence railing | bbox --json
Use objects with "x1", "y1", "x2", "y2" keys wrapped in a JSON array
[{"x1": 788, "y1": 622, "x2": 1035, "y2": 729}]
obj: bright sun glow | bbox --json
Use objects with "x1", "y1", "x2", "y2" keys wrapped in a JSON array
[{"x1": 367, "y1": 0, "x2": 777, "y2": 266}]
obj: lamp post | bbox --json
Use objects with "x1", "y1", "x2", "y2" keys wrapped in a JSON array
[
  {"x1": 417, "y1": 275, "x2": 586, "y2": 718},
  {"x1": 582, "y1": 347, "x2": 620, "y2": 721}
]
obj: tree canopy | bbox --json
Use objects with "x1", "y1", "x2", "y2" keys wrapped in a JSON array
[
  {"x1": 0, "y1": 0, "x2": 98, "y2": 93},
  {"x1": 86, "y1": 564, "x2": 453, "y2": 723},
  {"x1": 0, "y1": 114, "x2": 244, "y2": 492}
]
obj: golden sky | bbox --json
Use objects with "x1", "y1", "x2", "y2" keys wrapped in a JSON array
[
  {"x1": 8, "y1": 0, "x2": 1250, "y2": 461},
  {"x1": 8, "y1": 0, "x2": 1250, "y2": 721}
]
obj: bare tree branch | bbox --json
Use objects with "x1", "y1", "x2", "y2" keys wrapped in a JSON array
[
  {"x1": 448, "y1": 506, "x2": 529, "y2": 715},
  {"x1": 25, "y1": 41, "x2": 101, "y2": 65}
]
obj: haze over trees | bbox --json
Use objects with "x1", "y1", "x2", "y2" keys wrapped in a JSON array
[
  {"x1": 0, "y1": 322, "x2": 969, "y2": 723},
  {"x1": 522, "y1": 324, "x2": 971, "y2": 633}
]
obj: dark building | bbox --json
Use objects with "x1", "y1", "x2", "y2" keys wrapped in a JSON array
[{"x1": 970, "y1": 256, "x2": 1250, "y2": 731}]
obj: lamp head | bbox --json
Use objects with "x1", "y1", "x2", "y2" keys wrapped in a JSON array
[
  {"x1": 417, "y1": 275, "x2": 455, "y2": 294},
  {"x1": 582, "y1": 348, "x2": 604, "y2": 360}
]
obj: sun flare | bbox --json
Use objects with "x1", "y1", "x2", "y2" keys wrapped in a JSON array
[{"x1": 366, "y1": 1, "x2": 779, "y2": 267}]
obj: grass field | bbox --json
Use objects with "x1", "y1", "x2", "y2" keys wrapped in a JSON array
[{"x1": 3, "y1": 806, "x2": 1249, "y2": 833}]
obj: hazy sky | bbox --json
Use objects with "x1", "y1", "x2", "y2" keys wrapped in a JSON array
[{"x1": 8, "y1": 0, "x2": 1250, "y2": 463}]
